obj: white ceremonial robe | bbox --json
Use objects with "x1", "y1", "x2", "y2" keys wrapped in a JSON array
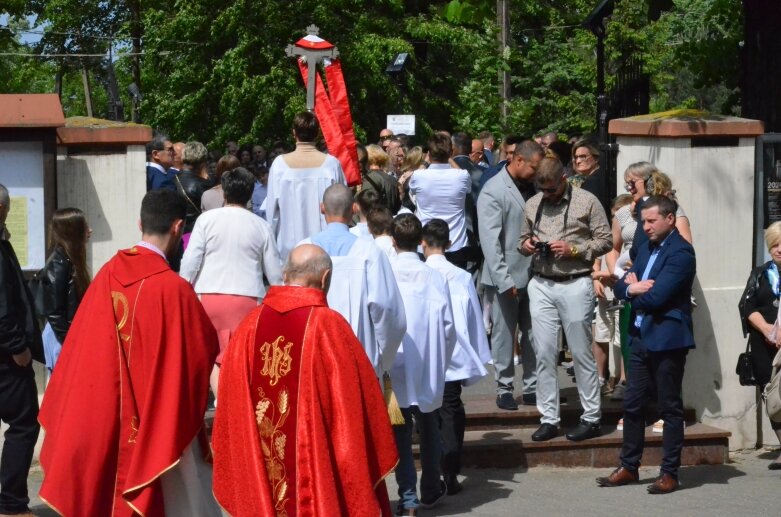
[
  {"x1": 349, "y1": 222, "x2": 373, "y2": 241},
  {"x1": 390, "y1": 252, "x2": 457, "y2": 413},
  {"x1": 266, "y1": 155, "x2": 345, "y2": 262},
  {"x1": 301, "y1": 226, "x2": 406, "y2": 377},
  {"x1": 373, "y1": 235, "x2": 397, "y2": 260},
  {"x1": 425, "y1": 254, "x2": 490, "y2": 385}
]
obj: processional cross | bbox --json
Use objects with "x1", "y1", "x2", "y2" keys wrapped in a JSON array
[{"x1": 285, "y1": 25, "x2": 340, "y2": 111}]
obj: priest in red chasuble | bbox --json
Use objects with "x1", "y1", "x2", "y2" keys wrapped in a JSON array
[
  {"x1": 213, "y1": 244, "x2": 398, "y2": 517},
  {"x1": 38, "y1": 190, "x2": 221, "y2": 517}
]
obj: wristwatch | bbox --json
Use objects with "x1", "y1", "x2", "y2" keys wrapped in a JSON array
[{"x1": 569, "y1": 245, "x2": 579, "y2": 258}]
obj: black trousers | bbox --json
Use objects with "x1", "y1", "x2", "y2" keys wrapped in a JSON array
[
  {"x1": 620, "y1": 337, "x2": 688, "y2": 478},
  {"x1": 0, "y1": 362, "x2": 40, "y2": 513},
  {"x1": 439, "y1": 381, "x2": 466, "y2": 477}
]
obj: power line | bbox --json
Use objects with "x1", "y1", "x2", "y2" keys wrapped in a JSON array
[
  {"x1": 0, "y1": 25, "x2": 205, "y2": 46},
  {"x1": 0, "y1": 50, "x2": 170, "y2": 58}
]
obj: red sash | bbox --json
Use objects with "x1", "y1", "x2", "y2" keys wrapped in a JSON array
[
  {"x1": 249, "y1": 305, "x2": 312, "y2": 516},
  {"x1": 298, "y1": 59, "x2": 361, "y2": 186}
]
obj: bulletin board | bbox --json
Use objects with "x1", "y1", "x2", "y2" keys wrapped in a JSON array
[{"x1": 0, "y1": 141, "x2": 46, "y2": 270}]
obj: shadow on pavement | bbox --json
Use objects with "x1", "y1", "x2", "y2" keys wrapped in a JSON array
[
  {"x1": 409, "y1": 469, "x2": 517, "y2": 516},
  {"x1": 677, "y1": 463, "x2": 746, "y2": 490}
]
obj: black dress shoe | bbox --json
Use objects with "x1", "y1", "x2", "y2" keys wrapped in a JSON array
[
  {"x1": 566, "y1": 420, "x2": 602, "y2": 441},
  {"x1": 444, "y1": 474, "x2": 463, "y2": 495},
  {"x1": 531, "y1": 423, "x2": 558, "y2": 441},
  {"x1": 522, "y1": 393, "x2": 536, "y2": 405},
  {"x1": 496, "y1": 392, "x2": 519, "y2": 411}
]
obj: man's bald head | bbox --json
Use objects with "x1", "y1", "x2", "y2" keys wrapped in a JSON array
[
  {"x1": 283, "y1": 244, "x2": 333, "y2": 292},
  {"x1": 321, "y1": 183, "x2": 354, "y2": 221}
]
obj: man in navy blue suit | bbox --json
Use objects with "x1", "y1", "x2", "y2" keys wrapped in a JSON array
[
  {"x1": 596, "y1": 195, "x2": 696, "y2": 495},
  {"x1": 145, "y1": 133, "x2": 176, "y2": 192}
]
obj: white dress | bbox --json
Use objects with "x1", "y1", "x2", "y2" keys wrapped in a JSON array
[{"x1": 266, "y1": 155, "x2": 345, "y2": 262}]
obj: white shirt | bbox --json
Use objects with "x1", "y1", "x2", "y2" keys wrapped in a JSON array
[
  {"x1": 300, "y1": 225, "x2": 406, "y2": 377},
  {"x1": 409, "y1": 164, "x2": 470, "y2": 252},
  {"x1": 425, "y1": 254, "x2": 490, "y2": 385},
  {"x1": 349, "y1": 222, "x2": 373, "y2": 241},
  {"x1": 179, "y1": 206, "x2": 283, "y2": 298},
  {"x1": 390, "y1": 251, "x2": 456, "y2": 412},
  {"x1": 266, "y1": 154, "x2": 345, "y2": 262},
  {"x1": 373, "y1": 235, "x2": 397, "y2": 260}
]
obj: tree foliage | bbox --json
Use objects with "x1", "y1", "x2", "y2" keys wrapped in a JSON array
[{"x1": 0, "y1": 0, "x2": 745, "y2": 146}]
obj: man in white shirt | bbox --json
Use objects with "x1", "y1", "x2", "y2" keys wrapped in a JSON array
[
  {"x1": 390, "y1": 214, "x2": 456, "y2": 515},
  {"x1": 422, "y1": 219, "x2": 489, "y2": 495},
  {"x1": 266, "y1": 112, "x2": 346, "y2": 262},
  {"x1": 301, "y1": 184, "x2": 406, "y2": 378},
  {"x1": 409, "y1": 133, "x2": 471, "y2": 269}
]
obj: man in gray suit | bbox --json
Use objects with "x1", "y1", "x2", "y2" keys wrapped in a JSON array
[{"x1": 477, "y1": 140, "x2": 544, "y2": 410}]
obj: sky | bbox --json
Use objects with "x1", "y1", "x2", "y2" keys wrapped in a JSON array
[{"x1": 0, "y1": 13, "x2": 43, "y2": 45}]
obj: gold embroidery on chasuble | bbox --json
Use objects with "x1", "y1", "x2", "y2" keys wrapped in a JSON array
[
  {"x1": 111, "y1": 288, "x2": 140, "y2": 444},
  {"x1": 251, "y1": 307, "x2": 312, "y2": 517}
]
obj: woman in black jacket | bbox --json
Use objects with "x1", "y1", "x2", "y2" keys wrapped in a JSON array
[
  {"x1": 739, "y1": 221, "x2": 781, "y2": 469},
  {"x1": 42, "y1": 208, "x2": 91, "y2": 373}
]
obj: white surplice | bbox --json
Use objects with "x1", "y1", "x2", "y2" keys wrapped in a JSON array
[
  {"x1": 266, "y1": 155, "x2": 345, "y2": 262},
  {"x1": 425, "y1": 254, "x2": 490, "y2": 386},
  {"x1": 390, "y1": 252, "x2": 457, "y2": 413},
  {"x1": 301, "y1": 224, "x2": 406, "y2": 377},
  {"x1": 372, "y1": 234, "x2": 397, "y2": 260},
  {"x1": 349, "y1": 222, "x2": 373, "y2": 241}
]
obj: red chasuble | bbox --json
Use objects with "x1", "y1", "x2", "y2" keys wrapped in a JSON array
[
  {"x1": 213, "y1": 286, "x2": 398, "y2": 517},
  {"x1": 38, "y1": 246, "x2": 219, "y2": 516}
]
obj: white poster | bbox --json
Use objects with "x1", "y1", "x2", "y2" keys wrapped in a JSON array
[
  {"x1": 0, "y1": 141, "x2": 45, "y2": 270},
  {"x1": 387, "y1": 114, "x2": 416, "y2": 136}
]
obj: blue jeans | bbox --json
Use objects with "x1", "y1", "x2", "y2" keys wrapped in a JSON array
[{"x1": 393, "y1": 406, "x2": 442, "y2": 511}]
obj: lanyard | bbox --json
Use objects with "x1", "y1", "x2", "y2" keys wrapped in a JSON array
[{"x1": 533, "y1": 185, "x2": 571, "y2": 239}]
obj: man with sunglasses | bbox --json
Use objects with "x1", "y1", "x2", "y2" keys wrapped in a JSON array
[
  {"x1": 519, "y1": 157, "x2": 612, "y2": 442},
  {"x1": 145, "y1": 133, "x2": 177, "y2": 192}
]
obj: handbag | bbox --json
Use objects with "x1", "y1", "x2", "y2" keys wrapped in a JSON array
[
  {"x1": 763, "y1": 347, "x2": 781, "y2": 422},
  {"x1": 735, "y1": 340, "x2": 757, "y2": 386},
  {"x1": 27, "y1": 267, "x2": 49, "y2": 316}
]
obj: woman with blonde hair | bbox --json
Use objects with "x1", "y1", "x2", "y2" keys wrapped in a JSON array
[
  {"x1": 360, "y1": 144, "x2": 400, "y2": 213},
  {"x1": 398, "y1": 146, "x2": 426, "y2": 212},
  {"x1": 41, "y1": 208, "x2": 92, "y2": 372},
  {"x1": 739, "y1": 221, "x2": 781, "y2": 468}
]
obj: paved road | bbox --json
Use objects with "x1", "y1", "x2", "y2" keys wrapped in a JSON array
[{"x1": 25, "y1": 448, "x2": 778, "y2": 516}]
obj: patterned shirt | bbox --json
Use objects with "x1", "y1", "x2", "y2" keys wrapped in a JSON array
[{"x1": 519, "y1": 185, "x2": 612, "y2": 276}]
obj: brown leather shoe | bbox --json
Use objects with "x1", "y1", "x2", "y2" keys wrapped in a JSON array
[
  {"x1": 647, "y1": 472, "x2": 679, "y2": 494},
  {"x1": 596, "y1": 466, "x2": 639, "y2": 487}
]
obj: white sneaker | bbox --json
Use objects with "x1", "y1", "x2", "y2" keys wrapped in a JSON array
[
  {"x1": 616, "y1": 418, "x2": 624, "y2": 431},
  {"x1": 652, "y1": 419, "x2": 685, "y2": 433}
]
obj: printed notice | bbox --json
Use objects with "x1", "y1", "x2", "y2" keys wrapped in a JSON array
[{"x1": 7, "y1": 197, "x2": 29, "y2": 267}]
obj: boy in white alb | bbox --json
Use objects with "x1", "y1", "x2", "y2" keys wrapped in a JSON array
[
  {"x1": 421, "y1": 219, "x2": 490, "y2": 494},
  {"x1": 367, "y1": 205, "x2": 397, "y2": 260},
  {"x1": 389, "y1": 214, "x2": 456, "y2": 515},
  {"x1": 350, "y1": 188, "x2": 378, "y2": 241}
]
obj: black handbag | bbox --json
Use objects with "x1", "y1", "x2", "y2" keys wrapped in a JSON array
[
  {"x1": 736, "y1": 340, "x2": 758, "y2": 386},
  {"x1": 27, "y1": 267, "x2": 48, "y2": 316}
]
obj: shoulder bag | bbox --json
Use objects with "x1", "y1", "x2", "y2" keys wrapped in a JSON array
[{"x1": 736, "y1": 340, "x2": 757, "y2": 386}]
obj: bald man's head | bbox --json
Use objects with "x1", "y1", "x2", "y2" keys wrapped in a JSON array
[
  {"x1": 283, "y1": 244, "x2": 333, "y2": 292},
  {"x1": 321, "y1": 183, "x2": 354, "y2": 221}
]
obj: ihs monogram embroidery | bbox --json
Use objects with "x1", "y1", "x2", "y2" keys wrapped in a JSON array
[{"x1": 259, "y1": 336, "x2": 293, "y2": 386}]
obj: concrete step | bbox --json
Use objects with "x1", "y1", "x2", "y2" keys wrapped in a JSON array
[
  {"x1": 416, "y1": 423, "x2": 730, "y2": 468},
  {"x1": 462, "y1": 390, "x2": 697, "y2": 430}
]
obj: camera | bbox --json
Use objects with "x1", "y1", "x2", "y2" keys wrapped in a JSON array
[{"x1": 534, "y1": 240, "x2": 552, "y2": 259}]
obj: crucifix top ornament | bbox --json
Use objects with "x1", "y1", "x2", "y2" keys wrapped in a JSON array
[{"x1": 285, "y1": 25, "x2": 340, "y2": 111}]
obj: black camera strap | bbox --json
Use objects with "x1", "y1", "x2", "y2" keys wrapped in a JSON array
[{"x1": 532, "y1": 184, "x2": 571, "y2": 240}]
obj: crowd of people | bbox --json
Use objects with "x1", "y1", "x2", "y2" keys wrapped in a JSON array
[{"x1": 4, "y1": 107, "x2": 775, "y2": 516}]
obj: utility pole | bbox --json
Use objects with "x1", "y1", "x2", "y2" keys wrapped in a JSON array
[{"x1": 497, "y1": 0, "x2": 510, "y2": 126}]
